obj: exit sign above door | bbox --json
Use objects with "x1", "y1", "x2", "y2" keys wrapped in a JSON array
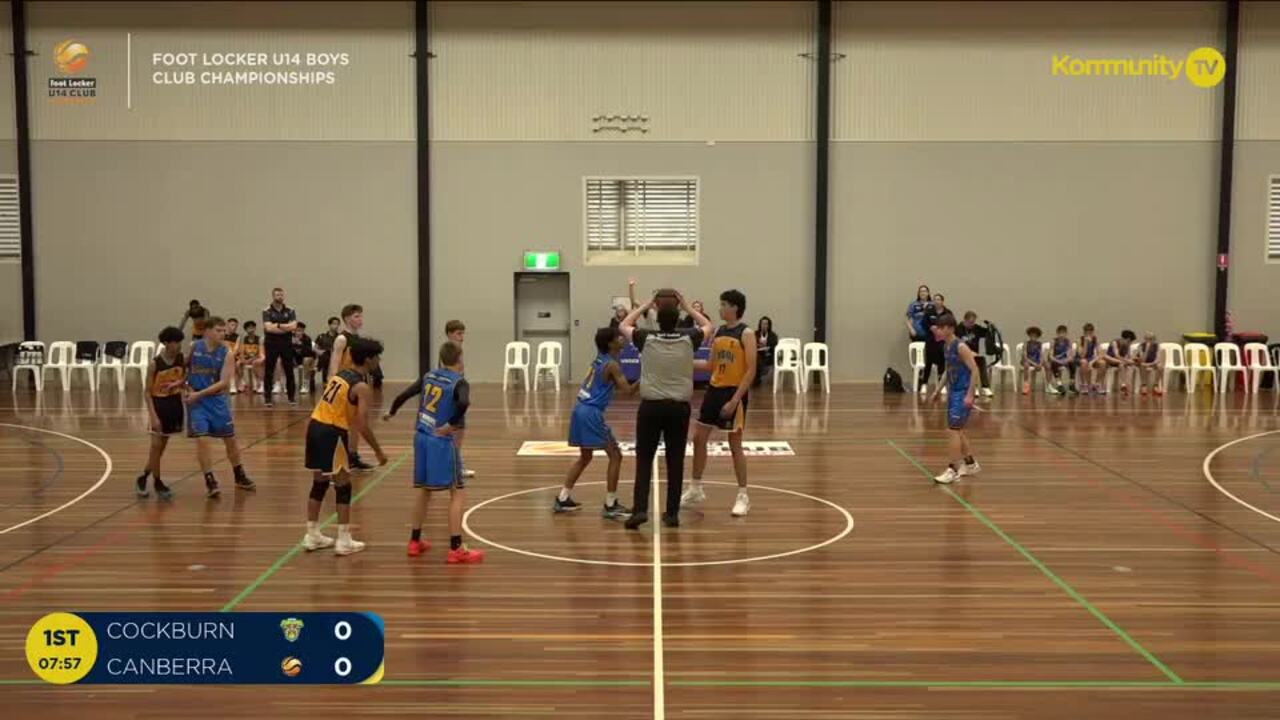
[{"x1": 523, "y1": 251, "x2": 561, "y2": 271}]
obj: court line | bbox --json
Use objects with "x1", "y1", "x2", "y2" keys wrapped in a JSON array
[
  {"x1": 1204, "y1": 430, "x2": 1280, "y2": 525},
  {"x1": 0, "y1": 416, "x2": 309, "y2": 578},
  {"x1": 219, "y1": 452, "x2": 410, "y2": 612},
  {"x1": 886, "y1": 440, "x2": 1184, "y2": 684},
  {"x1": 651, "y1": 455, "x2": 664, "y2": 720},
  {"x1": 0, "y1": 423, "x2": 112, "y2": 536},
  {"x1": 1250, "y1": 445, "x2": 1279, "y2": 494},
  {"x1": 0, "y1": 431, "x2": 64, "y2": 512},
  {"x1": 462, "y1": 480, "x2": 854, "y2": 567}
]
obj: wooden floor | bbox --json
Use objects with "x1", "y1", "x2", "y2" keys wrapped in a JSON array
[{"x1": 2, "y1": 378, "x2": 1280, "y2": 718}]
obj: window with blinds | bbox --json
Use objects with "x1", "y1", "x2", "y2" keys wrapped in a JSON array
[
  {"x1": 1269, "y1": 175, "x2": 1280, "y2": 263},
  {"x1": 585, "y1": 178, "x2": 698, "y2": 264},
  {"x1": 0, "y1": 176, "x2": 19, "y2": 260}
]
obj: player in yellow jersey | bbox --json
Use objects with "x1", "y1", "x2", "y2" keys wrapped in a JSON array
[
  {"x1": 302, "y1": 337, "x2": 387, "y2": 556},
  {"x1": 137, "y1": 326, "x2": 186, "y2": 501},
  {"x1": 685, "y1": 289, "x2": 757, "y2": 517}
]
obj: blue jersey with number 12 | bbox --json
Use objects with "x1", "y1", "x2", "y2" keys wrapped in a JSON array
[{"x1": 417, "y1": 368, "x2": 462, "y2": 435}]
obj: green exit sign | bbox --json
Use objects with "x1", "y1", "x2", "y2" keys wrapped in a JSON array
[{"x1": 523, "y1": 251, "x2": 561, "y2": 271}]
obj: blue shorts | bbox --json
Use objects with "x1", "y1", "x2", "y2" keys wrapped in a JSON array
[
  {"x1": 414, "y1": 431, "x2": 464, "y2": 491},
  {"x1": 568, "y1": 404, "x2": 615, "y2": 450},
  {"x1": 947, "y1": 392, "x2": 970, "y2": 430},
  {"x1": 188, "y1": 397, "x2": 234, "y2": 438}
]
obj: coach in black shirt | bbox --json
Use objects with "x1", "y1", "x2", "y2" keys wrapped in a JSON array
[{"x1": 262, "y1": 287, "x2": 299, "y2": 406}]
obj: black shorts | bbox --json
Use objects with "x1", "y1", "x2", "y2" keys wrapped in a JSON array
[
  {"x1": 698, "y1": 386, "x2": 747, "y2": 433},
  {"x1": 304, "y1": 421, "x2": 350, "y2": 476},
  {"x1": 151, "y1": 395, "x2": 184, "y2": 435}
]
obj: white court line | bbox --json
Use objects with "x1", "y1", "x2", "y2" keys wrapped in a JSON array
[
  {"x1": 1202, "y1": 429, "x2": 1280, "y2": 525},
  {"x1": 652, "y1": 454, "x2": 664, "y2": 720},
  {"x1": 0, "y1": 423, "x2": 114, "y2": 535}
]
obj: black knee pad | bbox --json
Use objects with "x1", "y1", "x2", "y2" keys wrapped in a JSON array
[
  {"x1": 309, "y1": 479, "x2": 330, "y2": 502},
  {"x1": 334, "y1": 483, "x2": 353, "y2": 505}
]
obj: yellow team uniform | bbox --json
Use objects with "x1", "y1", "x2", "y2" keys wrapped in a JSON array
[
  {"x1": 698, "y1": 324, "x2": 751, "y2": 432},
  {"x1": 304, "y1": 369, "x2": 363, "y2": 474}
]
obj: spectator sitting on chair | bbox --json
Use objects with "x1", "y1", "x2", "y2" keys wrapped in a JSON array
[
  {"x1": 238, "y1": 321, "x2": 265, "y2": 393},
  {"x1": 919, "y1": 293, "x2": 947, "y2": 395},
  {"x1": 293, "y1": 321, "x2": 318, "y2": 395},
  {"x1": 1135, "y1": 332, "x2": 1164, "y2": 397},
  {"x1": 315, "y1": 316, "x2": 341, "y2": 382},
  {"x1": 179, "y1": 299, "x2": 204, "y2": 338},
  {"x1": 958, "y1": 311, "x2": 993, "y2": 398},
  {"x1": 753, "y1": 316, "x2": 777, "y2": 387}
]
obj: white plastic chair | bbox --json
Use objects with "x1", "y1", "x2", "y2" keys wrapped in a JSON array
[
  {"x1": 12, "y1": 341, "x2": 45, "y2": 393},
  {"x1": 1214, "y1": 342, "x2": 1248, "y2": 394},
  {"x1": 1184, "y1": 343, "x2": 1216, "y2": 395},
  {"x1": 908, "y1": 341, "x2": 926, "y2": 393},
  {"x1": 533, "y1": 341, "x2": 563, "y2": 391},
  {"x1": 43, "y1": 341, "x2": 76, "y2": 390},
  {"x1": 96, "y1": 341, "x2": 129, "y2": 392},
  {"x1": 774, "y1": 343, "x2": 802, "y2": 394},
  {"x1": 124, "y1": 341, "x2": 156, "y2": 390},
  {"x1": 990, "y1": 343, "x2": 1016, "y2": 392},
  {"x1": 503, "y1": 341, "x2": 531, "y2": 392},
  {"x1": 1161, "y1": 343, "x2": 1188, "y2": 393},
  {"x1": 1244, "y1": 343, "x2": 1279, "y2": 394},
  {"x1": 802, "y1": 342, "x2": 830, "y2": 394}
]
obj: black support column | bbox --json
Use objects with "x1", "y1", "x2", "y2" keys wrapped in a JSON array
[
  {"x1": 813, "y1": 0, "x2": 832, "y2": 343},
  {"x1": 11, "y1": 0, "x2": 35, "y2": 340},
  {"x1": 1213, "y1": 0, "x2": 1240, "y2": 340},
  {"x1": 415, "y1": 0, "x2": 432, "y2": 370}
]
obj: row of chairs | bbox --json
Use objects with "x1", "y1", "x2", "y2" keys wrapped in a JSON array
[
  {"x1": 10, "y1": 340, "x2": 158, "y2": 393},
  {"x1": 910, "y1": 340, "x2": 1280, "y2": 395},
  {"x1": 503, "y1": 341, "x2": 565, "y2": 392}
]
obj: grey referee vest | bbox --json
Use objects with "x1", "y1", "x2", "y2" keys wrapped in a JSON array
[{"x1": 639, "y1": 332, "x2": 696, "y2": 402}]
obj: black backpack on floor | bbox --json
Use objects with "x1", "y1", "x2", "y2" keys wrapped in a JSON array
[{"x1": 883, "y1": 367, "x2": 905, "y2": 393}]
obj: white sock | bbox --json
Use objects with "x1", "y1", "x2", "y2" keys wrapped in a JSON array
[
  {"x1": 738, "y1": 489, "x2": 748, "y2": 497},
  {"x1": 337, "y1": 524, "x2": 351, "y2": 542},
  {"x1": 306, "y1": 521, "x2": 318, "y2": 536},
  {"x1": 558, "y1": 488, "x2": 571, "y2": 502},
  {"x1": 606, "y1": 492, "x2": 617, "y2": 506}
]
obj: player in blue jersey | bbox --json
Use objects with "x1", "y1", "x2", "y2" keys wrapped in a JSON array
[
  {"x1": 928, "y1": 314, "x2": 980, "y2": 485},
  {"x1": 183, "y1": 316, "x2": 255, "y2": 498},
  {"x1": 384, "y1": 341, "x2": 485, "y2": 564},
  {"x1": 554, "y1": 327, "x2": 636, "y2": 518}
]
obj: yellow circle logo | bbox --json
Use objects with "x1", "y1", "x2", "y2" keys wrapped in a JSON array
[
  {"x1": 26, "y1": 612, "x2": 98, "y2": 684},
  {"x1": 1185, "y1": 46, "x2": 1226, "y2": 88},
  {"x1": 53, "y1": 39, "x2": 90, "y2": 74}
]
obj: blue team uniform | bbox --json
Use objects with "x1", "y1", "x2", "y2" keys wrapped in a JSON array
[
  {"x1": 187, "y1": 339, "x2": 234, "y2": 438},
  {"x1": 1025, "y1": 341, "x2": 1043, "y2": 364},
  {"x1": 907, "y1": 300, "x2": 931, "y2": 338},
  {"x1": 413, "y1": 368, "x2": 467, "y2": 491},
  {"x1": 568, "y1": 353, "x2": 617, "y2": 450},
  {"x1": 946, "y1": 339, "x2": 973, "y2": 430},
  {"x1": 1080, "y1": 337, "x2": 1100, "y2": 362}
]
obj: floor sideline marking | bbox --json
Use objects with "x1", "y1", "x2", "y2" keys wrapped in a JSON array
[
  {"x1": 652, "y1": 454, "x2": 665, "y2": 720},
  {"x1": 0, "y1": 423, "x2": 112, "y2": 536},
  {"x1": 1203, "y1": 430, "x2": 1280, "y2": 525}
]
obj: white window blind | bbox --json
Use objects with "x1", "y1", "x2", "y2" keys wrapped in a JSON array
[
  {"x1": 1269, "y1": 175, "x2": 1280, "y2": 262},
  {"x1": 586, "y1": 178, "x2": 698, "y2": 252},
  {"x1": 0, "y1": 176, "x2": 19, "y2": 259}
]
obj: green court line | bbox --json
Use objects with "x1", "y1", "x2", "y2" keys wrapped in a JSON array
[
  {"x1": 885, "y1": 440, "x2": 1184, "y2": 685},
  {"x1": 219, "y1": 452, "x2": 410, "y2": 613}
]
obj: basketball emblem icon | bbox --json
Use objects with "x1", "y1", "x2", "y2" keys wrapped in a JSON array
[
  {"x1": 281, "y1": 656, "x2": 303, "y2": 677},
  {"x1": 53, "y1": 39, "x2": 90, "y2": 74}
]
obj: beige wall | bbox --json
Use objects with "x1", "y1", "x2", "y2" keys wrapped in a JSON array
[{"x1": 0, "y1": 2, "x2": 17, "y2": 343}]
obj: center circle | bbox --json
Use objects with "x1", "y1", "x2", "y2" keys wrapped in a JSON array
[{"x1": 462, "y1": 480, "x2": 854, "y2": 567}]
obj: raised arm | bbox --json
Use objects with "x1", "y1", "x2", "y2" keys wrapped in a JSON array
[
  {"x1": 383, "y1": 377, "x2": 425, "y2": 421},
  {"x1": 619, "y1": 299, "x2": 651, "y2": 344},
  {"x1": 678, "y1": 292, "x2": 714, "y2": 339}
]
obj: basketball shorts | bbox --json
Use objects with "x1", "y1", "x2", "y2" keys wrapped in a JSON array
[
  {"x1": 151, "y1": 395, "x2": 184, "y2": 436},
  {"x1": 188, "y1": 397, "x2": 234, "y2": 438},
  {"x1": 414, "y1": 431, "x2": 464, "y2": 491},
  {"x1": 304, "y1": 421, "x2": 350, "y2": 476},
  {"x1": 698, "y1": 386, "x2": 747, "y2": 432},
  {"x1": 947, "y1": 391, "x2": 971, "y2": 430},
  {"x1": 568, "y1": 404, "x2": 615, "y2": 450}
]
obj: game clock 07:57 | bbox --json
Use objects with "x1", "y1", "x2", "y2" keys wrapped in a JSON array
[{"x1": 26, "y1": 612, "x2": 98, "y2": 684}]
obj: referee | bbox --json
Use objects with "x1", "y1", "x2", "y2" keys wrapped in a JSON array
[
  {"x1": 618, "y1": 290, "x2": 713, "y2": 529},
  {"x1": 261, "y1": 287, "x2": 299, "y2": 407}
]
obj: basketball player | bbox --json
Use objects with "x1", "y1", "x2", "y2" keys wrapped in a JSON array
[
  {"x1": 137, "y1": 326, "x2": 185, "y2": 501},
  {"x1": 684, "y1": 290, "x2": 757, "y2": 517},
  {"x1": 929, "y1": 314, "x2": 981, "y2": 484},
  {"x1": 328, "y1": 304, "x2": 375, "y2": 471},
  {"x1": 555, "y1": 327, "x2": 636, "y2": 518},
  {"x1": 384, "y1": 341, "x2": 485, "y2": 563},
  {"x1": 301, "y1": 337, "x2": 388, "y2": 556},
  {"x1": 184, "y1": 316, "x2": 255, "y2": 498},
  {"x1": 445, "y1": 319, "x2": 476, "y2": 479}
]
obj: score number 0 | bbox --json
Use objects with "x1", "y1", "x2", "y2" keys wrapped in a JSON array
[{"x1": 334, "y1": 620, "x2": 352, "y2": 678}]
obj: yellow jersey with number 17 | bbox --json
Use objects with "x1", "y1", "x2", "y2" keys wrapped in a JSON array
[
  {"x1": 709, "y1": 324, "x2": 749, "y2": 389},
  {"x1": 311, "y1": 369, "x2": 363, "y2": 430}
]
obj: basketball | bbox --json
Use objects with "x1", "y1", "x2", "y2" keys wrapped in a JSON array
[
  {"x1": 653, "y1": 289, "x2": 679, "y2": 311},
  {"x1": 280, "y1": 657, "x2": 302, "y2": 678}
]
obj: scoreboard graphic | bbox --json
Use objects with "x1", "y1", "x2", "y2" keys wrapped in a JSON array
[{"x1": 26, "y1": 612, "x2": 384, "y2": 685}]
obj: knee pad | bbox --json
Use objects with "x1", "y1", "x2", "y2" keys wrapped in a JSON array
[
  {"x1": 334, "y1": 483, "x2": 353, "y2": 505},
  {"x1": 309, "y1": 479, "x2": 330, "y2": 502}
]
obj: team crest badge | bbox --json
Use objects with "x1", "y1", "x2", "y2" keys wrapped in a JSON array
[{"x1": 280, "y1": 617, "x2": 304, "y2": 643}]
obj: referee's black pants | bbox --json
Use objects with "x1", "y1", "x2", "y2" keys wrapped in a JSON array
[
  {"x1": 632, "y1": 399, "x2": 691, "y2": 519},
  {"x1": 263, "y1": 340, "x2": 297, "y2": 403}
]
